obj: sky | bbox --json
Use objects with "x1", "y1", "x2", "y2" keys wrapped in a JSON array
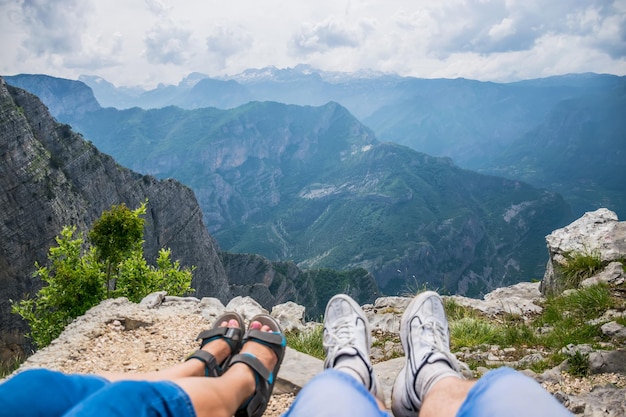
[{"x1": 1, "y1": 0, "x2": 625, "y2": 89}]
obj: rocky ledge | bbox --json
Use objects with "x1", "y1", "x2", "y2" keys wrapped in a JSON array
[{"x1": 6, "y1": 275, "x2": 626, "y2": 416}]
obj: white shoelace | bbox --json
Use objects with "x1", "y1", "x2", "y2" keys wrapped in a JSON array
[
  {"x1": 323, "y1": 316, "x2": 357, "y2": 360},
  {"x1": 414, "y1": 318, "x2": 459, "y2": 370}
]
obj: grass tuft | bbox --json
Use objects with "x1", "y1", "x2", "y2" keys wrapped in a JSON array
[
  {"x1": 285, "y1": 324, "x2": 325, "y2": 360},
  {"x1": 557, "y1": 251, "x2": 604, "y2": 290}
]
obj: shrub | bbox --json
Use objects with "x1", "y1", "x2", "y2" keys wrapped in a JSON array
[
  {"x1": 567, "y1": 351, "x2": 590, "y2": 377},
  {"x1": 12, "y1": 227, "x2": 105, "y2": 348}
]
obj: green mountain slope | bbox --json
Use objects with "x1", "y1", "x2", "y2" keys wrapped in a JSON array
[
  {"x1": 487, "y1": 85, "x2": 626, "y2": 217},
  {"x1": 69, "y1": 101, "x2": 570, "y2": 296}
]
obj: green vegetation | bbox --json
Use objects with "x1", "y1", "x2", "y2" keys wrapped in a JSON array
[
  {"x1": 285, "y1": 325, "x2": 325, "y2": 360},
  {"x1": 90, "y1": 203, "x2": 145, "y2": 296},
  {"x1": 12, "y1": 202, "x2": 194, "y2": 349},
  {"x1": 446, "y1": 283, "x2": 618, "y2": 375},
  {"x1": 567, "y1": 351, "x2": 590, "y2": 377},
  {"x1": 555, "y1": 250, "x2": 604, "y2": 292},
  {"x1": 0, "y1": 353, "x2": 25, "y2": 379}
]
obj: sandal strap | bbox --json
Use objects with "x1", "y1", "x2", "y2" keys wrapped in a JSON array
[
  {"x1": 243, "y1": 329, "x2": 286, "y2": 361},
  {"x1": 186, "y1": 350, "x2": 220, "y2": 377},
  {"x1": 197, "y1": 326, "x2": 243, "y2": 352},
  {"x1": 231, "y1": 353, "x2": 272, "y2": 417}
]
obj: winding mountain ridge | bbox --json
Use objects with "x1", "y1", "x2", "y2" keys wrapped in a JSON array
[
  {"x1": 11, "y1": 69, "x2": 622, "y2": 219},
  {"x1": 61, "y1": 99, "x2": 570, "y2": 297}
]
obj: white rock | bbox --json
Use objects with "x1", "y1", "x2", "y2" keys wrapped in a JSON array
[
  {"x1": 271, "y1": 301, "x2": 306, "y2": 331},
  {"x1": 225, "y1": 296, "x2": 268, "y2": 321}
]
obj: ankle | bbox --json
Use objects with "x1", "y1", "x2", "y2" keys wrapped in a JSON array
[
  {"x1": 200, "y1": 338, "x2": 230, "y2": 364},
  {"x1": 415, "y1": 360, "x2": 462, "y2": 400},
  {"x1": 334, "y1": 354, "x2": 371, "y2": 387},
  {"x1": 225, "y1": 363, "x2": 257, "y2": 398}
]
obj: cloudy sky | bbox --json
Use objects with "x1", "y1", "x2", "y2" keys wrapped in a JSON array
[{"x1": 1, "y1": 0, "x2": 625, "y2": 88}]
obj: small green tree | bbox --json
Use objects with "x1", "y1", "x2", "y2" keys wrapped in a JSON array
[
  {"x1": 151, "y1": 248, "x2": 195, "y2": 297},
  {"x1": 12, "y1": 226, "x2": 105, "y2": 348},
  {"x1": 89, "y1": 202, "x2": 146, "y2": 294}
]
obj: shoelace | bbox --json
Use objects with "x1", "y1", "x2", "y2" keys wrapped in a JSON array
[
  {"x1": 323, "y1": 316, "x2": 356, "y2": 359},
  {"x1": 414, "y1": 318, "x2": 460, "y2": 371}
]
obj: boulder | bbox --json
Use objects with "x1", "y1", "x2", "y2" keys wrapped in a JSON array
[
  {"x1": 540, "y1": 209, "x2": 626, "y2": 295},
  {"x1": 271, "y1": 302, "x2": 306, "y2": 331},
  {"x1": 225, "y1": 296, "x2": 268, "y2": 321},
  {"x1": 447, "y1": 281, "x2": 543, "y2": 316}
]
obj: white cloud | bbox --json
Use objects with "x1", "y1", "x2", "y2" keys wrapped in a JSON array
[
  {"x1": 291, "y1": 17, "x2": 373, "y2": 55},
  {"x1": 0, "y1": 0, "x2": 624, "y2": 88},
  {"x1": 144, "y1": 22, "x2": 192, "y2": 65},
  {"x1": 205, "y1": 25, "x2": 254, "y2": 70}
]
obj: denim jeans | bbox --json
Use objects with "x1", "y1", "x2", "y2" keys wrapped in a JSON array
[
  {"x1": 0, "y1": 366, "x2": 572, "y2": 417},
  {"x1": 0, "y1": 369, "x2": 195, "y2": 417},
  {"x1": 283, "y1": 367, "x2": 572, "y2": 417}
]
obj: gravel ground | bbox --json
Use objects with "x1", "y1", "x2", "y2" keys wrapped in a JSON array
[{"x1": 50, "y1": 309, "x2": 294, "y2": 416}]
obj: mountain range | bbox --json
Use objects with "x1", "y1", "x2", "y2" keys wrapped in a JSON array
[
  {"x1": 4, "y1": 73, "x2": 576, "y2": 296},
  {"x1": 9, "y1": 67, "x2": 624, "y2": 218}
]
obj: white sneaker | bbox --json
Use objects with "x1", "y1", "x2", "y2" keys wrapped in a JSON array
[
  {"x1": 323, "y1": 294, "x2": 385, "y2": 403},
  {"x1": 391, "y1": 291, "x2": 461, "y2": 417}
]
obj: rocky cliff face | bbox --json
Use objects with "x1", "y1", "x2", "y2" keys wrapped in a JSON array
[
  {"x1": 0, "y1": 77, "x2": 231, "y2": 362},
  {"x1": 222, "y1": 252, "x2": 380, "y2": 318}
]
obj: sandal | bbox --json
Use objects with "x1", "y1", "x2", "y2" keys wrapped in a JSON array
[
  {"x1": 232, "y1": 314, "x2": 286, "y2": 417},
  {"x1": 186, "y1": 311, "x2": 244, "y2": 377}
]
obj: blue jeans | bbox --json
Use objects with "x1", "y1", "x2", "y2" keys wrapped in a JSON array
[
  {"x1": 283, "y1": 367, "x2": 571, "y2": 417},
  {"x1": 0, "y1": 369, "x2": 195, "y2": 417},
  {"x1": 1, "y1": 367, "x2": 572, "y2": 417}
]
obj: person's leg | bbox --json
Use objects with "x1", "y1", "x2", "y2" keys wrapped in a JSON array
[
  {"x1": 0, "y1": 369, "x2": 108, "y2": 417},
  {"x1": 322, "y1": 294, "x2": 385, "y2": 405},
  {"x1": 452, "y1": 367, "x2": 572, "y2": 417},
  {"x1": 392, "y1": 291, "x2": 573, "y2": 417},
  {"x1": 420, "y1": 376, "x2": 475, "y2": 417},
  {"x1": 283, "y1": 369, "x2": 389, "y2": 417},
  {"x1": 391, "y1": 291, "x2": 465, "y2": 417},
  {"x1": 0, "y1": 316, "x2": 242, "y2": 417},
  {"x1": 284, "y1": 294, "x2": 389, "y2": 417}
]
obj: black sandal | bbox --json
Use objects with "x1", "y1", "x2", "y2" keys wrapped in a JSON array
[
  {"x1": 186, "y1": 311, "x2": 244, "y2": 377},
  {"x1": 232, "y1": 314, "x2": 286, "y2": 417}
]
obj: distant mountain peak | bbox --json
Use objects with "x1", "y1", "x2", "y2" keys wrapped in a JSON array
[{"x1": 178, "y1": 72, "x2": 210, "y2": 89}]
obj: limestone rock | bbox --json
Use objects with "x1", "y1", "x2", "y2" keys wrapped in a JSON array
[
  {"x1": 447, "y1": 281, "x2": 543, "y2": 316},
  {"x1": 581, "y1": 262, "x2": 625, "y2": 288},
  {"x1": 601, "y1": 322, "x2": 626, "y2": 339},
  {"x1": 199, "y1": 297, "x2": 226, "y2": 320},
  {"x1": 225, "y1": 296, "x2": 268, "y2": 321},
  {"x1": 568, "y1": 385, "x2": 626, "y2": 417},
  {"x1": 140, "y1": 292, "x2": 167, "y2": 309},
  {"x1": 271, "y1": 302, "x2": 306, "y2": 331},
  {"x1": 589, "y1": 350, "x2": 626, "y2": 374},
  {"x1": 541, "y1": 209, "x2": 626, "y2": 295}
]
